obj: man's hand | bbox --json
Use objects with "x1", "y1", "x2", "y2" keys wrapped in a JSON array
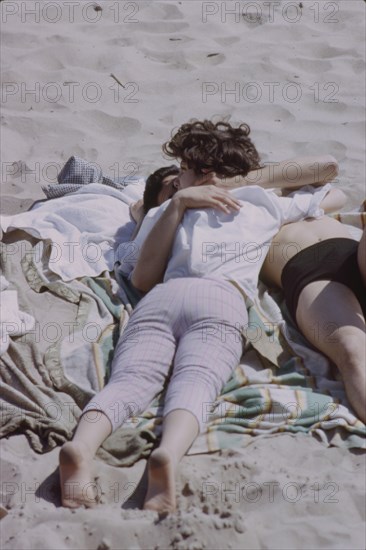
[
  {"x1": 172, "y1": 185, "x2": 241, "y2": 214},
  {"x1": 130, "y1": 199, "x2": 144, "y2": 224},
  {"x1": 319, "y1": 188, "x2": 347, "y2": 213}
]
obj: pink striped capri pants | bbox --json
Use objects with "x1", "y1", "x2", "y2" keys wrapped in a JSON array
[{"x1": 82, "y1": 277, "x2": 248, "y2": 432}]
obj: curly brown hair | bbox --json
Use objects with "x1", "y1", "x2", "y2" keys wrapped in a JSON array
[{"x1": 162, "y1": 120, "x2": 262, "y2": 177}]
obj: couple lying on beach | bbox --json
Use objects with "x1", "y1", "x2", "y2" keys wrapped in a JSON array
[{"x1": 59, "y1": 120, "x2": 366, "y2": 514}]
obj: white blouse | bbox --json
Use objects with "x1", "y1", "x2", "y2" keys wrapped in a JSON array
[{"x1": 116, "y1": 184, "x2": 332, "y2": 302}]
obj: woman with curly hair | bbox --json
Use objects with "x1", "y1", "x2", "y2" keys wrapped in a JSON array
[
  {"x1": 141, "y1": 120, "x2": 339, "y2": 215},
  {"x1": 162, "y1": 119, "x2": 262, "y2": 177}
]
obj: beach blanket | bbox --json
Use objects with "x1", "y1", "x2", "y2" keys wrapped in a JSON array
[
  {"x1": 1, "y1": 209, "x2": 365, "y2": 465},
  {"x1": 0, "y1": 234, "x2": 155, "y2": 466}
]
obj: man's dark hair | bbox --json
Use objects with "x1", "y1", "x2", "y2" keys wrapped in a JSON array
[
  {"x1": 163, "y1": 119, "x2": 262, "y2": 177},
  {"x1": 143, "y1": 164, "x2": 179, "y2": 214}
]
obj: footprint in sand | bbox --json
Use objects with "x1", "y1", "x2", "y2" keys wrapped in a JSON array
[
  {"x1": 141, "y1": 48, "x2": 194, "y2": 71},
  {"x1": 215, "y1": 36, "x2": 241, "y2": 47},
  {"x1": 135, "y1": 21, "x2": 189, "y2": 34},
  {"x1": 0, "y1": 460, "x2": 21, "y2": 511},
  {"x1": 46, "y1": 34, "x2": 72, "y2": 45},
  {"x1": 182, "y1": 51, "x2": 226, "y2": 69},
  {"x1": 81, "y1": 111, "x2": 141, "y2": 137},
  {"x1": 351, "y1": 59, "x2": 365, "y2": 73},
  {"x1": 2, "y1": 31, "x2": 39, "y2": 49},
  {"x1": 159, "y1": 3, "x2": 184, "y2": 20},
  {"x1": 29, "y1": 48, "x2": 65, "y2": 71},
  {"x1": 292, "y1": 140, "x2": 347, "y2": 159},
  {"x1": 312, "y1": 43, "x2": 361, "y2": 60},
  {"x1": 105, "y1": 37, "x2": 133, "y2": 48},
  {"x1": 288, "y1": 57, "x2": 332, "y2": 73}
]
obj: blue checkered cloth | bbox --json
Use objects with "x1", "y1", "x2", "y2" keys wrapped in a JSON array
[{"x1": 42, "y1": 156, "x2": 142, "y2": 199}]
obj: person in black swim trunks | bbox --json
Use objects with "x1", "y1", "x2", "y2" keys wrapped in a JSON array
[
  {"x1": 260, "y1": 217, "x2": 366, "y2": 423},
  {"x1": 138, "y1": 155, "x2": 365, "y2": 424},
  {"x1": 142, "y1": 126, "x2": 365, "y2": 424}
]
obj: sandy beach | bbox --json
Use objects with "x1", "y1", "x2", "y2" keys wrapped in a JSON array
[{"x1": 1, "y1": 1, "x2": 365, "y2": 549}]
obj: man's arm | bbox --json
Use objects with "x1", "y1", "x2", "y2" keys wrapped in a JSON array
[
  {"x1": 130, "y1": 199, "x2": 145, "y2": 239},
  {"x1": 131, "y1": 186, "x2": 241, "y2": 293},
  {"x1": 278, "y1": 183, "x2": 347, "y2": 227},
  {"x1": 210, "y1": 155, "x2": 339, "y2": 190}
]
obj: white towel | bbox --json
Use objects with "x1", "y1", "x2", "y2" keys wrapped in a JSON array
[{"x1": 0, "y1": 183, "x2": 144, "y2": 281}]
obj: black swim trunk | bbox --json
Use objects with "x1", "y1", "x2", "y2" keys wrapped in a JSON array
[{"x1": 281, "y1": 237, "x2": 366, "y2": 325}]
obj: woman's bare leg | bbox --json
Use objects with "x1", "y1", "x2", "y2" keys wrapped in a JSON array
[
  {"x1": 59, "y1": 410, "x2": 112, "y2": 508},
  {"x1": 357, "y1": 227, "x2": 366, "y2": 286},
  {"x1": 295, "y1": 280, "x2": 366, "y2": 423},
  {"x1": 143, "y1": 409, "x2": 199, "y2": 513}
]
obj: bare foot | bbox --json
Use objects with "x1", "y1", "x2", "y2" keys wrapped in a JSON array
[
  {"x1": 59, "y1": 441, "x2": 97, "y2": 508},
  {"x1": 143, "y1": 448, "x2": 177, "y2": 514}
]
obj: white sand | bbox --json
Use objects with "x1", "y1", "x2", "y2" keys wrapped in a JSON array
[{"x1": 1, "y1": 1, "x2": 365, "y2": 549}]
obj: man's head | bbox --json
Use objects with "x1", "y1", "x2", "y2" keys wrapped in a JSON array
[
  {"x1": 163, "y1": 119, "x2": 261, "y2": 178},
  {"x1": 142, "y1": 163, "x2": 211, "y2": 214},
  {"x1": 143, "y1": 164, "x2": 180, "y2": 214}
]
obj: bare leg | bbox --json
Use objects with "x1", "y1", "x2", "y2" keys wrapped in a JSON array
[
  {"x1": 357, "y1": 227, "x2": 366, "y2": 286},
  {"x1": 143, "y1": 409, "x2": 199, "y2": 513},
  {"x1": 296, "y1": 281, "x2": 366, "y2": 423},
  {"x1": 59, "y1": 410, "x2": 112, "y2": 508}
]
